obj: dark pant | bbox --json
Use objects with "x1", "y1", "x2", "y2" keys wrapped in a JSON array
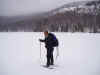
[{"x1": 46, "y1": 47, "x2": 54, "y2": 66}]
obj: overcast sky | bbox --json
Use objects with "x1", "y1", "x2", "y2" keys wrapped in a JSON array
[{"x1": 0, "y1": 0, "x2": 92, "y2": 16}]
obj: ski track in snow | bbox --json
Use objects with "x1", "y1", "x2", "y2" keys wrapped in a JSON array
[{"x1": 0, "y1": 32, "x2": 100, "y2": 75}]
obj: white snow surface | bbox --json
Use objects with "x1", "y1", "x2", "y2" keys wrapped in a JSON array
[{"x1": 0, "y1": 32, "x2": 100, "y2": 75}]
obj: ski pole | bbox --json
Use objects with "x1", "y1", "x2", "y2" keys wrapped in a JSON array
[
  {"x1": 56, "y1": 47, "x2": 59, "y2": 60},
  {"x1": 40, "y1": 42, "x2": 41, "y2": 60}
]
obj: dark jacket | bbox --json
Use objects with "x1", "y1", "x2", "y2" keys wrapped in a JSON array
[{"x1": 40, "y1": 33, "x2": 57, "y2": 48}]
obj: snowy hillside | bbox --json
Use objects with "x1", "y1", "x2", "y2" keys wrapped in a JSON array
[
  {"x1": 0, "y1": 32, "x2": 100, "y2": 75},
  {"x1": 50, "y1": 0, "x2": 100, "y2": 14},
  {"x1": 0, "y1": 0, "x2": 100, "y2": 32},
  {"x1": 52, "y1": 0, "x2": 100, "y2": 14}
]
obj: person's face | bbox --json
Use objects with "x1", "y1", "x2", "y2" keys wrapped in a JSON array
[{"x1": 44, "y1": 32, "x2": 48, "y2": 37}]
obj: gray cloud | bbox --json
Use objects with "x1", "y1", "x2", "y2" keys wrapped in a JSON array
[{"x1": 0, "y1": 0, "x2": 92, "y2": 16}]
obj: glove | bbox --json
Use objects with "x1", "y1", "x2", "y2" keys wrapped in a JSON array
[
  {"x1": 39, "y1": 39, "x2": 45, "y2": 42},
  {"x1": 39, "y1": 39, "x2": 42, "y2": 42}
]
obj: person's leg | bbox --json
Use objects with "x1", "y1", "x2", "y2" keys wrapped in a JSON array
[
  {"x1": 50, "y1": 48, "x2": 54, "y2": 65},
  {"x1": 46, "y1": 48, "x2": 51, "y2": 67},
  {"x1": 47, "y1": 56, "x2": 50, "y2": 67}
]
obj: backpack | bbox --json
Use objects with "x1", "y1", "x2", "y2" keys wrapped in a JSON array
[{"x1": 50, "y1": 33, "x2": 59, "y2": 47}]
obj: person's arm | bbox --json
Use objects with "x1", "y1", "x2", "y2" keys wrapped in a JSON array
[{"x1": 39, "y1": 39, "x2": 45, "y2": 42}]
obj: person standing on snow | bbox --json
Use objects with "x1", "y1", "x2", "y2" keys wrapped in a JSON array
[{"x1": 39, "y1": 31, "x2": 59, "y2": 67}]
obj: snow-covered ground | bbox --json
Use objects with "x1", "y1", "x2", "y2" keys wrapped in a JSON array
[{"x1": 0, "y1": 32, "x2": 100, "y2": 75}]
